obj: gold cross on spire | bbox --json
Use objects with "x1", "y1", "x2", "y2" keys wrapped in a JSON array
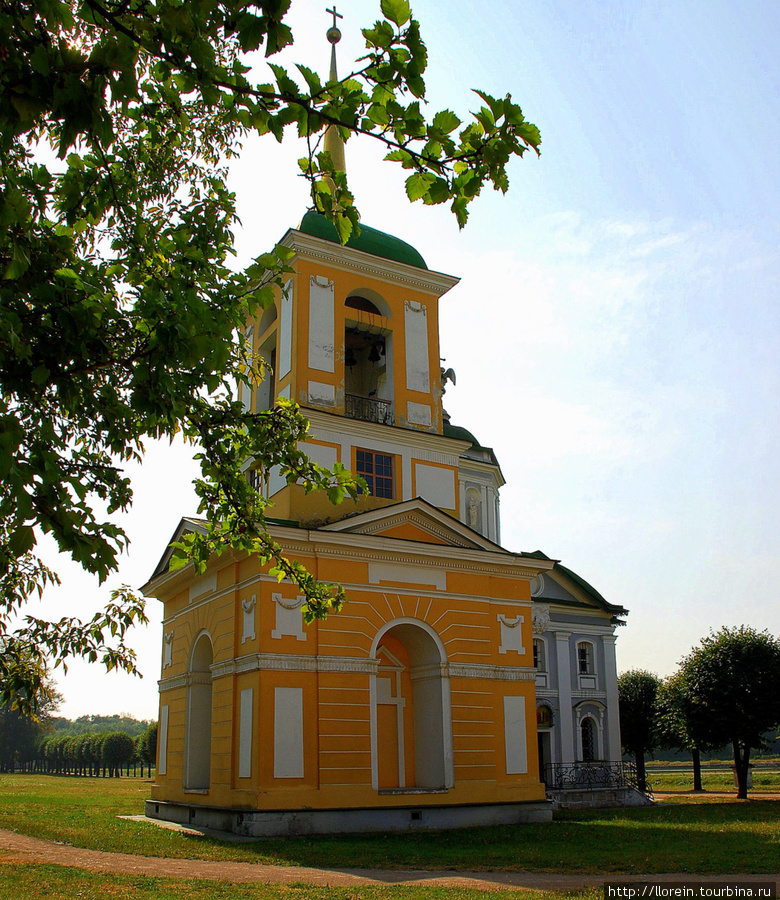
[
  {"x1": 323, "y1": 4, "x2": 346, "y2": 173},
  {"x1": 326, "y1": 5, "x2": 342, "y2": 44}
]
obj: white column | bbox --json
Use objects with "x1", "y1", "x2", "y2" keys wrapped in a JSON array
[
  {"x1": 555, "y1": 632, "x2": 574, "y2": 763},
  {"x1": 602, "y1": 633, "x2": 622, "y2": 762},
  {"x1": 480, "y1": 483, "x2": 490, "y2": 540}
]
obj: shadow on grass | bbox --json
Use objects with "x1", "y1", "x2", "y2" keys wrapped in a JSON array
[
  {"x1": 167, "y1": 800, "x2": 780, "y2": 874},
  {"x1": 1, "y1": 776, "x2": 778, "y2": 875}
]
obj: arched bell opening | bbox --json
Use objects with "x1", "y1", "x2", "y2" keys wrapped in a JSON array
[
  {"x1": 370, "y1": 618, "x2": 453, "y2": 791},
  {"x1": 344, "y1": 291, "x2": 394, "y2": 425},
  {"x1": 184, "y1": 631, "x2": 213, "y2": 791}
]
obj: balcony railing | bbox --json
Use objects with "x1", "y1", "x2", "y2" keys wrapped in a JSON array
[
  {"x1": 544, "y1": 761, "x2": 653, "y2": 798},
  {"x1": 345, "y1": 393, "x2": 393, "y2": 425}
]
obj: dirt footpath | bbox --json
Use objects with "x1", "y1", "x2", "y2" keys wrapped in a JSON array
[{"x1": 1, "y1": 827, "x2": 778, "y2": 893}]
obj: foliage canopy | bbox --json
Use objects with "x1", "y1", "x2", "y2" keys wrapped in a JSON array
[
  {"x1": 676, "y1": 625, "x2": 780, "y2": 798},
  {"x1": 0, "y1": 0, "x2": 540, "y2": 712},
  {"x1": 617, "y1": 668, "x2": 661, "y2": 792}
]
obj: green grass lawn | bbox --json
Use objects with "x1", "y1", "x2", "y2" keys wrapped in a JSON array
[
  {"x1": 0, "y1": 863, "x2": 602, "y2": 900},
  {"x1": 1, "y1": 775, "x2": 779, "y2": 876},
  {"x1": 648, "y1": 767, "x2": 780, "y2": 793}
]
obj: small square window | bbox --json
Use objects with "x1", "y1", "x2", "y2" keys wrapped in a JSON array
[{"x1": 355, "y1": 449, "x2": 394, "y2": 499}]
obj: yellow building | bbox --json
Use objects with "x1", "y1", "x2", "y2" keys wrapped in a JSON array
[
  {"x1": 142, "y1": 209, "x2": 587, "y2": 833},
  {"x1": 143, "y1": 19, "x2": 632, "y2": 834}
]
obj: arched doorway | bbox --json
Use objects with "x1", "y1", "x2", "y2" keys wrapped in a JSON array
[
  {"x1": 536, "y1": 703, "x2": 553, "y2": 784},
  {"x1": 185, "y1": 632, "x2": 213, "y2": 790},
  {"x1": 580, "y1": 716, "x2": 596, "y2": 762},
  {"x1": 371, "y1": 618, "x2": 453, "y2": 791}
]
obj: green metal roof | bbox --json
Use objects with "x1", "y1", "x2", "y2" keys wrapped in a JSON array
[
  {"x1": 443, "y1": 421, "x2": 480, "y2": 446},
  {"x1": 299, "y1": 210, "x2": 428, "y2": 270},
  {"x1": 554, "y1": 562, "x2": 628, "y2": 619},
  {"x1": 523, "y1": 553, "x2": 629, "y2": 622}
]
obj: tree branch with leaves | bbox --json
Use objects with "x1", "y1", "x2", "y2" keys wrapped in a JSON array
[{"x1": 0, "y1": 0, "x2": 540, "y2": 712}]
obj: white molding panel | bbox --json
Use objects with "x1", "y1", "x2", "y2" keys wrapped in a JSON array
[
  {"x1": 239, "y1": 688, "x2": 253, "y2": 778},
  {"x1": 274, "y1": 687, "x2": 304, "y2": 778},
  {"x1": 308, "y1": 275, "x2": 335, "y2": 373},
  {"x1": 503, "y1": 696, "x2": 528, "y2": 775}
]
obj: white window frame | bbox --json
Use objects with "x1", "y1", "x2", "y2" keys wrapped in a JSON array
[
  {"x1": 576, "y1": 640, "x2": 597, "y2": 689},
  {"x1": 533, "y1": 637, "x2": 548, "y2": 688}
]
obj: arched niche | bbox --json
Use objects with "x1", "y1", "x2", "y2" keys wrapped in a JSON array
[
  {"x1": 464, "y1": 486, "x2": 483, "y2": 534},
  {"x1": 345, "y1": 288, "x2": 391, "y2": 318},
  {"x1": 257, "y1": 300, "x2": 278, "y2": 336},
  {"x1": 185, "y1": 631, "x2": 213, "y2": 791},
  {"x1": 370, "y1": 618, "x2": 453, "y2": 791}
]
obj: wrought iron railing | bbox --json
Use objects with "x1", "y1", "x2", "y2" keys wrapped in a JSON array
[
  {"x1": 623, "y1": 761, "x2": 655, "y2": 800},
  {"x1": 345, "y1": 393, "x2": 393, "y2": 425},
  {"x1": 544, "y1": 761, "x2": 653, "y2": 798}
]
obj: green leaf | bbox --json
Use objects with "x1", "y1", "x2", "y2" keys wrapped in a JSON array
[
  {"x1": 31, "y1": 366, "x2": 50, "y2": 385},
  {"x1": 381, "y1": 0, "x2": 412, "y2": 26},
  {"x1": 9, "y1": 526, "x2": 36, "y2": 556},
  {"x1": 432, "y1": 109, "x2": 461, "y2": 135},
  {"x1": 405, "y1": 172, "x2": 431, "y2": 202},
  {"x1": 3, "y1": 243, "x2": 31, "y2": 280},
  {"x1": 367, "y1": 103, "x2": 391, "y2": 127},
  {"x1": 296, "y1": 64, "x2": 322, "y2": 96}
]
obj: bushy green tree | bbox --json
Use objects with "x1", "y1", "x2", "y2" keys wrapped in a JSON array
[
  {"x1": 676, "y1": 626, "x2": 780, "y2": 799},
  {"x1": 617, "y1": 669, "x2": 662, "y2": 793},
  {"x1": 0, "y1": 661, "x2": 59, "y2": 771},
  {"x1": 101, "y1": 730, "x2": 135, "y2": 777},
  {"x1": 656, "y1": 672, "x2": 722, "y2": 792},
  {"x1": 0, "y1": 0, "x2": 540, "y2": 713},
  {"x1": 137, "y1": 721, "x2": 158, "y2": 777}
]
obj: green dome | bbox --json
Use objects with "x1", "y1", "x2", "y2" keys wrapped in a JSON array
[
  {"x1": 443, "y1": 421, "x2": 480, "y2": 446},
  {"x1": 299, "y1": 210, "x2": 428, "y2": 270}
]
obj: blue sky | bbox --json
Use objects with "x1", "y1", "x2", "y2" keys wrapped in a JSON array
[{"x1": 36, "y1": 0, "x2": 780, "y2": 718}]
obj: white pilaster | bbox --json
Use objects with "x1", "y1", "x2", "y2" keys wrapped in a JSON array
[
  {"x1": 555, "y1": 632, "x2": 574, "y2": 763},
  {"x1": 602, "y1": 633, "x2": 622, "y2": 762}
]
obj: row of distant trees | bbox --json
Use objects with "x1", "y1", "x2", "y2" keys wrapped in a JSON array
[
  {"x1": 37, "y1": 723, "x2": 158, "y2": 777},
  {"x1": 0, "y1": 696, "x2": 158, "y2": 776},
  {"x1": 49, "y1": 714, "x2": 153, "y2": 737},
  {"x1": 618, "y1": 625, "x2": 780, "y2": 799}
]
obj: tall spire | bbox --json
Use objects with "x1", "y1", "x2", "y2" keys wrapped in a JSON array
[{"x1": 324, "y1": 6, "x2": 346, "y2": 174}]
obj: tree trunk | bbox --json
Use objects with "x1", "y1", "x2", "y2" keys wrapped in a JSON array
[
  {"x1": 636, "y1": 750, "x2": 647, "y2": 793},
  {"x1": 692, "y1": 748, "x2": 704, "y2": 792},
  {"x1": 733, "y1": 740, "x2": 750, "y2": 800}
]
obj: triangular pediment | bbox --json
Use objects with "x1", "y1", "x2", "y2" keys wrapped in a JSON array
[
  {"x1": 320, "y1": 497, "x2": 506, "y2": 552},
  {"x1": 144, "y1": 516, "x2": 208, "y2": 586}
]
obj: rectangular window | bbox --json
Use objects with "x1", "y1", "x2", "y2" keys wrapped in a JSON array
[
  {"x1": 356, "y1": 449, "x2": 394, "y2": 499},
  {"x1": 533, "y1": 639, "x2": 546, "y2": 672},
  {"x1": 577, "y1": 642, "x2": 593, "y2": 675}
]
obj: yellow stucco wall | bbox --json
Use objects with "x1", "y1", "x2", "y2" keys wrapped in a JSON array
[{"x1": 150, "y1": 530, "x2": 547, "y2": 811}]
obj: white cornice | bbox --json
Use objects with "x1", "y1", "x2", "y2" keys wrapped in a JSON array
[
  {"x1": 270, "y1": 523, "x2": 556, "y2": 578},
  {"x1": 545, "y1": 620, "x2": 616, "y2": 635},
  {"x1": 144, "y1": 506, "x2": 558, "y2": 601},
  {"x1": 207, "y1": 652, "x2": 535, "y2": 682},
  {"x1": 305, "y1": 408, "x2": 472, "y2": 456},
  {"x1": 280, "y1": 228, "x2": 460, "y2": 297},
  {"x1": 458, "y1": 458, "x2": 506, "y2": 489},
  {"x1": 211, "y1": 652, "x2": 378, "y2": 679}
]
